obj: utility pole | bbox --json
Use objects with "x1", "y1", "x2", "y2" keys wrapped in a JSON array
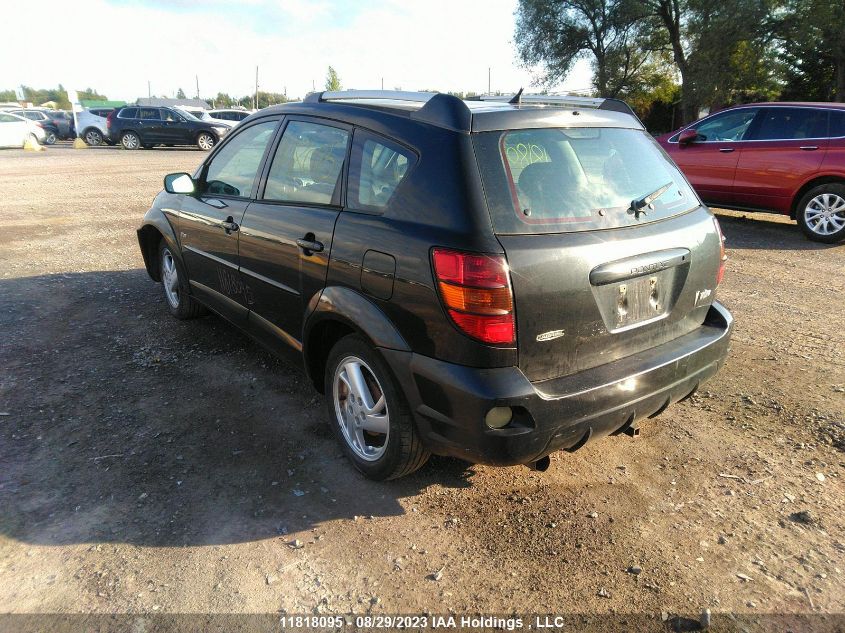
[
  {"x1": 381, "y1": 77, "x2": 384, "y2": 89},
  {"x1": 488, "y1": 67, "x2": 491, "y2": 94},
  {"x1": 148, "y1": 80, "x2": 151, "y2": 98},
  {"x1": 312, "y1": 79, "x2": 316, "y2": 92},
  {"x1": 195, "y1": 75, "x2": 200, "y2": 100},
  {"x1": 254, "y1": 66, "x2": 259, "y2": 110}
]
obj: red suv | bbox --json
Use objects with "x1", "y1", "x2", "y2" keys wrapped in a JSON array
[{"x1": 657, "y1": 103, "x2": 845, "y2": 243}]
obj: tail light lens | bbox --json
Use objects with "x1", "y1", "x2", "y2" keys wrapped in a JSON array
[
  {"x1": 713, "y1": 217, "x2": 727, "y2": 285},
  {"x1": 433, "y1": 248, "x2": 515, "y2": 345},
  {"x1": 106, "y1": 110, "x2": 115, "y2": 129}
]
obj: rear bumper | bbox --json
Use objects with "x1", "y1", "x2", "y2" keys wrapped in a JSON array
[{"x1": 382, "y1": 301, "x2": 733, "y2": 466}]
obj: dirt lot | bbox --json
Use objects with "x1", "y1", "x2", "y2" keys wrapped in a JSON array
[{"x1": 0, "y1": 144, "x2": 843, "y2": 627}]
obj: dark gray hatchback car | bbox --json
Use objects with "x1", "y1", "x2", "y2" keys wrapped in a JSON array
[{"x1": 137, "y1": 91, "x2": 732, "y2": 480}]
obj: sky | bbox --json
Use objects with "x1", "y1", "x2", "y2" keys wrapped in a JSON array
[{"x1": 1, "y1": 0, "x2": 591, "y2": 102}]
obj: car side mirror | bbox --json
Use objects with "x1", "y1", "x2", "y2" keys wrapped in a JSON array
[
  {"x1": 164, "y1": 173, "x2": 195, "y2": 194},
  {"x1": 678, "y1": 129, "x2": 698, "y2": 145}
]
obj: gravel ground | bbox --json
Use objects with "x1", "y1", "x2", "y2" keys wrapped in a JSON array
[{"x1": 0, "y1": 144, "x2": 843, "y2": 628}]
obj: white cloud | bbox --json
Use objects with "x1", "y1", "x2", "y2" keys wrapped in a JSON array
[{"x1": 0, "y1": 0, "x2": 592, "y2": 101}]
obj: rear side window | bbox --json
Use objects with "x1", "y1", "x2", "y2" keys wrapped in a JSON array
[
  {"x1": 747, "y1": 107, "x2": 829, "y2": 140},
  {"x1": 119, "y1": 107, "x2": 138, "y2": 119},
  {"x1": 139, "y1": 108, "x2": 159, "y2": 120},
  {"x1": 263, "y1": 121, "x2": 349, "y2": 205},
  {"x1": 202, "y1": 120, "x2": 278, "y2": 198},
  {"x1": 349, "y1": 131, "x2": 415, "y2": 212},
  {"x1": 830, "y1": 111, "x2": 845, "y2": 137},
  {"x1": 474, "y1": 127, "x2": 698, "y2": 234}
]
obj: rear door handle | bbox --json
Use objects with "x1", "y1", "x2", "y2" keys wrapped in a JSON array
[
  {"x1": 800, "y1": 145, "x2": 819, "y2": 151},
  {"x1": 296, "y1": 238, "x2": 324, "y2": 254},
  {"x1": 718, "y1": 147, "x2": 735, "y2": 153}
]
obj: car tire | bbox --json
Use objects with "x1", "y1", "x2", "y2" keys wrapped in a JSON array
[
  {"x1": 197, "y1": 132, "x2": 215, "y2": 151},
  {"x1": 121, "y1": 131, "x2": 141, "y2": 150},
  {"x1": 83, "y1": 128, "x2": 103, "y2": 146},
  {"x1": 142, "y1": 143, "x2": 154, "y2": 149},
  {"x1": 796, "y1": 183, "x2": 845, "y2": 243},
  {"x1": 324, "y1": 335, "x2": 430, "y2": 480},
  {"x1": 158, "y1": 242, "x2": 207, "y2": 319},
  {"x1": 44, "y1": 131, "x2": 57, "y2": 145}
]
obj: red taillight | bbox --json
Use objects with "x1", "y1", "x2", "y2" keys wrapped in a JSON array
[
  {"x1": 433, "y1": 248, "x2": 515, "y2": 345},
  {"x1": 35, "y1": 122, "x2": 44, "y2": 128},
  {"x1": 713, "y1": 217, "x2": 727, "y2": 285},
  {"x1": 106, "y1": 111, "x2": 115, "y2": 129}
]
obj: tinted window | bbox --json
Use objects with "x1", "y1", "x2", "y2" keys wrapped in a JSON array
[
  {"x1": 692, "y1": 108, "x2": 757, "y2": 142},
  {"x1": 161, "y1": 109, "x2": 182, "y2": 122},
  {"x1": 349, "y1": 132, "x2": 414, "y2": 211},
  {"x1": 203, "y1": 120, "x2": 278, "y2": 198},
  {"x1": 747, "y1": 107, "x2": 829, "y2": 140},
  {"x1": 830, "y1": 111, "x2": 845, "y2": 137},
  {"x1": 139, "y1": 108, "x2": 160, "y2": 120},
  {"x1": 474, "y1": 127, "x2": 698, "y2": 234},
  {"x1": 0, "y1": 113, "x2": 18, "y2": 123},
  {"x1": 119, "y1": 107, "x2": 138, "y2": 119},
  {"x1": 263, "y1": 121, "x2": 349, "y2": 205}
]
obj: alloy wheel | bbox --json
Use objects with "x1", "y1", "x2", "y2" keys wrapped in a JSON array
[
  {"x1": 198, "y1": 133, "x2": 214, "y2": 150},
  {"x1": 804, "y1": 193, "x2": 845, "y2": 237},
  {"x1": 122, "y1": 133, "x2": 139, "y2": 150},
  {"x1": 332, "y1": 355, "x2": 389, "y2": 461},
  {"x1": 161, "y1": 248, "x2": 180, "y2": 308}
]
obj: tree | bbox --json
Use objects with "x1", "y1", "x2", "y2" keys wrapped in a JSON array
[
  {"x1": 0, "y1": 89, "x2": 16, "y2": 102},
  {"x1": 325, "y1": 66, "x2": 342, "y2": 91},
  {"x1": 176, "y1": 87, "x2": 186, "y2": 99},
  {"x1": 514, "y1": 0, "x2": 657, "y2": 97},
  {"x1": 778, "y1": 0, "x2": 845, "y2": 101},
  {"x1": 640, "y1": 0, "x2": 780, "y2": 122}
]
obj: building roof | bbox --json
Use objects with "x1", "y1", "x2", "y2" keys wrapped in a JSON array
[
  {"x1": 81, "y1": 100, "x2": 127, "y2": 108},
  {"x1": 136, "y1": 98, "x2": 210, "y2": 110}
]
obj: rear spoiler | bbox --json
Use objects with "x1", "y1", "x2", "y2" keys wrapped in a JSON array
[{"x1": 478, "y1": 93, "x2": 642, "y2": 123}]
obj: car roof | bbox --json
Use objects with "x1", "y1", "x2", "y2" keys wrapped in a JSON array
[
  {"x1": 258, "y1": 91, "x2": 644, "y2": 133},
  {"x1": 723, "y1": 102, "x2": 845, "y2": 110}
]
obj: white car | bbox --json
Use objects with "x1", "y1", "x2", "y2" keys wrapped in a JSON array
[
  {"x1": 206, "y1": 108, "x2": 253, "y2": 125},
  {"x1": 77, "y1": 107, "x2": 117, "y2": 146},
  {"x1": 0, "y1": 111, "x2": 45, "y2": 148}
]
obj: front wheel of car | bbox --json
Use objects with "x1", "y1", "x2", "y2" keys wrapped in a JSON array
[
  {"x1": 325, "y1": 335, "x2": 430, "y2": 480},
  {"x1": 158, "y1": 242, "x2": 207, "y2": 319},
  {"x1": 44, "y1": 131, "x2": 57, "y2": 145},
  {"x1": 197, "y1": 132, "x2": 215, "y2": 151},
  {"x1": 797, "y1": 183, "x2": 845, "y2": 243},
  {"x1": 121, "y1": 131, "x2": 141, "y2": 150},
  {"x1": 84, "y1": 129, "x2": 103, "y2": 146}
]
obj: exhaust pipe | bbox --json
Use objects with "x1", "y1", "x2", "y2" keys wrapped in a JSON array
[{"x1": 527, "y1": 455, "x2": 551, "y2": 472}]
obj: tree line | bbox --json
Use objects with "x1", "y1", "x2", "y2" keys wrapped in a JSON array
[{"x1": 515, "y1": 0, "x2": 845, "y2": 130}]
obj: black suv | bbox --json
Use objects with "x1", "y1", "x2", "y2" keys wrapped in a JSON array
[
  {"x1": 108, "y1": 106, "x2": 227, "y2": 150},
  {"x1": 137, "y1": 91, "x2": 732, "y2": 480}
]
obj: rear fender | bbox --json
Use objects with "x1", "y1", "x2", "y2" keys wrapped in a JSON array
[{"x1": 302, "y1": 286, "x2": 410, "y2": 387}]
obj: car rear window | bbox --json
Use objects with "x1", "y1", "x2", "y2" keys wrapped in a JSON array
[
  {"x1": 119, "y1": 107, "x2": 138, "y2": 119},
  {"x1": 473, "y1": 127, "x2": 699, "y2": 234}
]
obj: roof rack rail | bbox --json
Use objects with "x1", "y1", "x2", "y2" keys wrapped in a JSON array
[
  {"x1": 480, "y1": 93, "x2": 640, "y2": 121},
  {"x1": 304, "y1": 90, "x2": 473, "y2": 132}
]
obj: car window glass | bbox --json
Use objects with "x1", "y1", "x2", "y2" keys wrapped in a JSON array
[
  {"x1": 830, "y1": 111, "x2": 845, "y2": 137},
  {"x1": 263, "y1": 121, "x2": 349, "y2": 205},
  {"x1": 0, "y1": 113, "x2": 16, "y2": 123},
  {"x1": 747, "y1": 107, "x2": 829, "y2": 140},
  {"x1": 203, "y1": 120, "x2": 278, "y2": 198},
  {"x1": 350, "y1": 133, "x2": 413, "y2": 211},
  {"x1": 120, "y1": 107, "x2": 138, "y2": 118},
  {"x1": 162, "y1": 109, "x2": 181, "y2": 122},
  {"x1": 693, "y1": 109, "x2": 757, "y2": 142},
  {"x1": 139, "y1": 108, "x2": 159, "y2": 120}
]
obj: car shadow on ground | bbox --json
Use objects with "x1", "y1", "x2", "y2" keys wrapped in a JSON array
[
  {"x1": 0, "y1": 270, "x2": 476, "y2": 548},
  {"x1": 713, "y1": 209, "x2": 842, "y2": 251}
]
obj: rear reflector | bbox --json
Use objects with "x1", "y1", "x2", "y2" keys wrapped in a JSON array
[{"x1": 433, "y1": 248, "x2": 515, "y2": 345}]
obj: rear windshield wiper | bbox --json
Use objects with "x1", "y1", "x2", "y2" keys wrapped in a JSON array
[{"x1": 630, "y1": 182, "x2": 672, "y2": 218}]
